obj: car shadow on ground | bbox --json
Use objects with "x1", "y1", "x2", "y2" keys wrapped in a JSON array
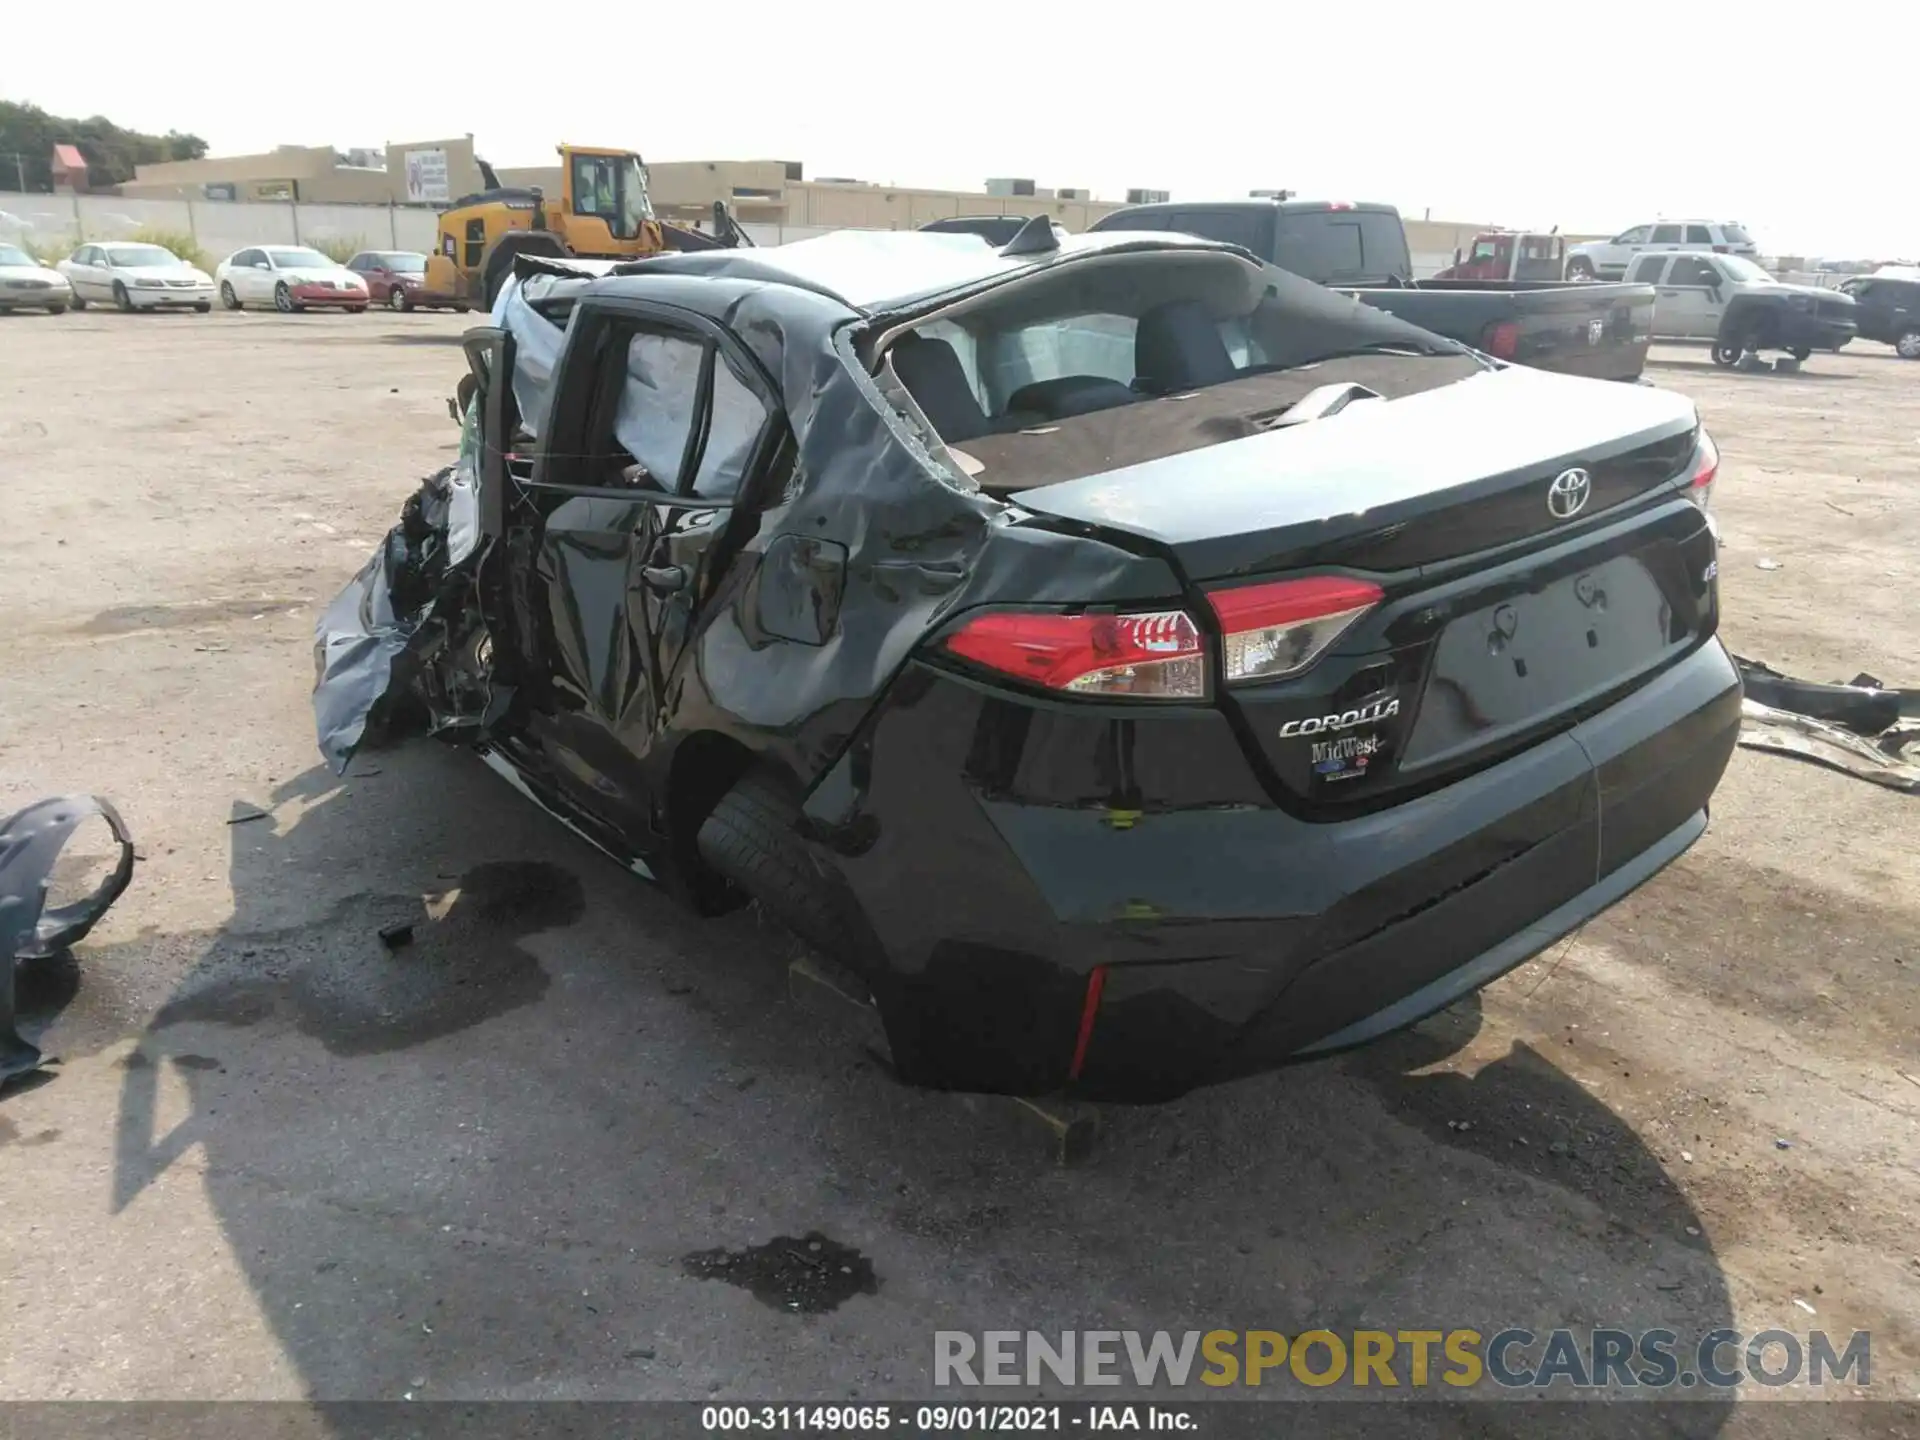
[
  {"x1": 1646, "y1": 357, "x2": 1860, "y2": 381},
  {"x1": 61, "y1": 740, "x2": 1739, "y2": 1428}
]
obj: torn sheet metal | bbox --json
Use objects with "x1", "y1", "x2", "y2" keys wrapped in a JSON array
[
  {"x1": 313, "y1": 465, "x2": 473, "y2": 773},
  {"x1": 1734, "y1": 654, "x2": 1920, "y2": 735},
  {"x1": 1730, "y1": 657, "x2": 1920, "y2": 793},
  {"x1": 2, "y1": 795, "x2": 135, "y2": 1084},
  {"x1": 1739, "y1": 700, "x2": 1920, "y2": 793}
]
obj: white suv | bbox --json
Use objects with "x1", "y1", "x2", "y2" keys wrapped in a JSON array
[{"x1": 1567, "y1": 221, "x2": 1758, "y2": 281}]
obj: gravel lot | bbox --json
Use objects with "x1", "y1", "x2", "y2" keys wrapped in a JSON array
[{"x1": 1, "y1": 310, "x2": 1916, "y2": 1430}]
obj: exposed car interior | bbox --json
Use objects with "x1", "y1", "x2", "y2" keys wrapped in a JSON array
[{"x1": 879, "y1": 250, "x2": 1486, "y2": 492}]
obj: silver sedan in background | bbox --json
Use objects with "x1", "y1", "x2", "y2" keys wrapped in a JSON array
[{"x1": 0, "y1": 242, "x2": 74, "y2": 313}]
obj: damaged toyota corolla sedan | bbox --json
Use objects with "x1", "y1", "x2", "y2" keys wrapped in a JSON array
[{"x1": 314, "y1": 221, "x2": 1739, "y2": 1102}]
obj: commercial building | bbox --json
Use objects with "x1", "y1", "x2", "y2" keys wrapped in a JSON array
[
  {"x1": 121, "y1": 138, "x2": 488, "y2": 205},
  {"x1": 113, "y1": 138, "x2": 1551, "y2": 269}
]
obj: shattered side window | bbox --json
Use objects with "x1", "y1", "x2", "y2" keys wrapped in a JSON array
[
  {"x1": 689, "y1": 352, "x2": 771, "y2": 500},
  {"x1": 612, "y1": 331, "x2": 703, "y2": 489}
]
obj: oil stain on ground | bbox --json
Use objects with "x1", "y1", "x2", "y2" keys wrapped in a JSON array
[
  {"x1": 682, "y1": 1233, "x2": 879, "y2": 1313},
  {"x1": 79, "y1": 598, "x2": 311, "y2": 635},
  {"x1": 151, "y1": 861, "x2": 583, "y2": 1056}
]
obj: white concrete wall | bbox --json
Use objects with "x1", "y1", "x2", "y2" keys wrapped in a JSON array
[
  {"x1": 0, "y1": 194, "x2": 437, "y2": 261},
  {"x1": 0, "y1": 196, "x2": 1497, "y2": 276}
]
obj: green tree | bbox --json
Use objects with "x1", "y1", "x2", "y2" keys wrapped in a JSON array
[{"x1": 0, "y1": 99, "x2": 208, "y2": 191}]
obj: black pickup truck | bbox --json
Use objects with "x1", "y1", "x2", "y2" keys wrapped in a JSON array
[{"x1": 1091, "y1": 199, "x2": 1655, "y2": 381}]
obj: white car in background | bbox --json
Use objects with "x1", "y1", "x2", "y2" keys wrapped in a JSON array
[
  {"x1": 1567, "y1": 221, "x2": 1759, "y2": 281},
  {"x1": 214, "y1": 246, "x2": 369, "y2": 313},
  {"x1": 0, "y1": 242, "x2": 74, "y2": 313},
  {"x1": 58, "y1": 242, "x2": 216, "y2": 311}
]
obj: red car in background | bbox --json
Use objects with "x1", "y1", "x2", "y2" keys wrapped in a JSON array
[{"x1": 345, "y1": 251, "x2": 463, "y2": 312}]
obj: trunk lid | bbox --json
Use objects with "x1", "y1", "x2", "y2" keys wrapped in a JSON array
[
  {"x1": 1014, "y1": 365, "x2": 1715, "y2": 808},
  {"x1": 1012, "y1": 364, "x2": 1697, "y2": 580}
]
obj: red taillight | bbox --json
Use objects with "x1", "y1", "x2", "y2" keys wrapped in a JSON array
[
  {"x1": 1207, "y1": 576, "x2": 1383, "y2": 685},
  {"x1": 943, "y1": 577, "x2": 1382, "y2": 698},
  {"x1": 1482, "y1": 320, "x2": 1520, "y2": 359},
  {"x1": 943, "y1": 608, "x2": 1206, "y2": 698},
  {"x1": 1068, "y1": 965, "x2": 1107, "y2": 1081},
  {"x1": 1688, "y1": 429, "x2": 1719, "y2": 511}
]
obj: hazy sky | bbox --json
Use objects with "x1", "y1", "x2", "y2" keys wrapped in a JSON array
[{"x1": 6, "y1": 2, "x2": 1915, "y2": 258}]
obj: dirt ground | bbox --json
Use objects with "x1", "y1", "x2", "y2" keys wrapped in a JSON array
[{"x1": 1, "y1": 310, "x2": 1916, "y2": 1432}]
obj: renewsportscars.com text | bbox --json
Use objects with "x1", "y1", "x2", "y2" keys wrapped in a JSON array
[{"x1": 934, "y1": 1328, "x2": 1870, "y2": 1391}]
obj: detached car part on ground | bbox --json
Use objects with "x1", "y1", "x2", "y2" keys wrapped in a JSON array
[
  {"x1": 2, "y1": 796, "x2": 135, "y2": 1086},
  {"x1": 1733, "y1": 657, "x2": 1920, "y2": 794},
  {"x1": 315, "y1": 225, "x2": 1738, "y2": 1102}
]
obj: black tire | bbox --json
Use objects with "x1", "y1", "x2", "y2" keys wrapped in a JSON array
[
  {"x1": 47, "y1": 303, "x2": 66, "y2": 315},
  {"x1": 387, "y1": 286, "x2": 411, "y2": 312},
  {"x1": 71, "y1": 293, "x2": 87, "y2": 310},
  {"x1": 1711, "y1": 340, "x2": 1742, "y2": 368},
  {"x1": 1788, "y1": 346, "x2": 1811, "y2": 362},
  {"x1": 481, "y1": 231, "x2": 570, "y2": 309},
  {"x1": 1896, "y1": 329, "x2": 1920, "y2": 361},
  {"x1": 1568, "y1": 257, "x2": 1595, "y2": 281},
  {"x1": 695, "y1": 769, "x2": 872, "y2": 965},
  {"x1": 220, "y1": 280, "x2": 241, "y2": 311},
  {"x1": 346, "y1": 305, "x2": 367, "y2": 314},
  {"x1": 194, "y1": 301, "x2": 212, "y2": 314},
  {"x1": 113, "y1": 281, "x2": 134, "y2": 313},
  {"x1": 274, "y1": 282, "x2": 299, "y2": 314}
]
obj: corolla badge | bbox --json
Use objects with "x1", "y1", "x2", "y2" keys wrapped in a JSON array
[
  {"x1": 1278, "y1": 696, "x2": 1401, "y2": 738},
  {"x1": 1547, "y1": 467, "x2": 1592, "y2": 520}
]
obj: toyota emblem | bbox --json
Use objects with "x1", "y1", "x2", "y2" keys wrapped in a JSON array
[{"x1": 1547, "y1": 467, "x2": 1592, "y2": 520}]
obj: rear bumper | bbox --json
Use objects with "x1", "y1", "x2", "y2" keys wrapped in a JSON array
[{"x1": 806, "y1": 639, "x2": 1741, "y2": 1101}]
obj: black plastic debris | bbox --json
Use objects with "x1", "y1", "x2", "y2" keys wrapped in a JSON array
[
  {"x1": 378, "y1": 921, "x2": 415, "y2": 951},
  {"x1": 2, "y1": 796, "x2": 136, "y2": 1086},
  {"x1": 1734, "y1": 655, "x2": 1918, "y2": 736},
  {"x1": 1733, "y1": 656, "x2": 1920, "y2": 794}
]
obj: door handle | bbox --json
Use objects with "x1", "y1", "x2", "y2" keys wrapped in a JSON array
[{"x1": 641, "y1": 564, "x2": 689, "y2": 594}]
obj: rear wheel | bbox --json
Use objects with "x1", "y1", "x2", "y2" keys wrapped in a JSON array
[
  {"x1": 695, "y1": 768, "x2": 874, "y2": 966},
  {"x1": 47, "y1": 303, "x2": 66, "y2": 315},
  {"x1": 1788, "y1": 345, "x2": 1812, "y2": 362},
  {"x1": 71, "y1": 293, "x2": 87, "y2": 310},
  {"x1": 1896, "y1": 329, "x2": 1920, "y2": 360},
  {"x1": 194, "y1": 301, "x2": 211, "y2": 314},
  {"x1": 220, "y1": 281, "x2": 241, "y2": 311},
  {"x1": 1711, "y1": 340, "x2": 1742, "y2": 367},
  {"x1": 113, "y1": 281, "x2": 134, "y2": 313}
]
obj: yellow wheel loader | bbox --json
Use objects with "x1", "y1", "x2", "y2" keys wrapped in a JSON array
[{"x1": 421, "y1": 144, "x2": 748, "y2": 310}]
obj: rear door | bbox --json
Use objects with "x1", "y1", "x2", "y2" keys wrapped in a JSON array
[
  {"x1": 1649, "y1": 223, "x2": 1684, "y2": 256},
  {"x1": 1662, "y1": 256, "x2": 1726, "y2": 338},
  {"x1": 72, "y1": 246, "x2": 105, "y2": 299},
  {"x1": 503, "y1": 295, "x2": 784, "y2": 850}
]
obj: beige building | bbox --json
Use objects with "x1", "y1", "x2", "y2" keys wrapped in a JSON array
[
  {"x1": 123, "y1": 137, "x2": 489, "y2": 205},
  {"x1": 489, "y1": 158, "x2": 1133, "y2": 231},
  {"x1": 120, "y1": 139, "x2": 1595, "y2": 267}
]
